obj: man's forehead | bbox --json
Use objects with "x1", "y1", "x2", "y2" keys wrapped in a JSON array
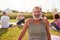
[
  {"x1": 33, "y1": 7, "x2": 42, "y2": 11},
  {"x1": 33, "y1": 8, "x2": 40, "y2": 11}
]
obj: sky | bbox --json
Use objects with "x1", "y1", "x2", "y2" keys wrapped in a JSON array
[{"x1": 0, "y1": 0, "x2": 60, "y2": 12}]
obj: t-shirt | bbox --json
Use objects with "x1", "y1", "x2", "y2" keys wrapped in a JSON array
[
  {"x1": 55, "y1": 19, "x2": 60, "y2": 28},
  {"x1": 1, "y1": 16, "x2": 10, "y2": 28}
]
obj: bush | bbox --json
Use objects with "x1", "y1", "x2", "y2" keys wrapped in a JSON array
[
  {"x1": 45, "y1": 14, "x2": 53, "y2": 19},
  {"x1": 0, "y1": 12, "x2": 60, "y2": 19},
  {"x1": 8, "y1": 13, "x2": 17, "y2": 19},
  {"x1": 8, "y1": 13, "x2": 32, "y2": 19},
  {"x1": 24, "y1": 14, "x2": 32, "y2": 19}
]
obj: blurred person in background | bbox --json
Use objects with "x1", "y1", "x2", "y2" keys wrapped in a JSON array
[
  {"x1": 16, "y1": 14, "x2": 25, "y2": 26},
  {"x1": 1, "y1": 12, "x2": 12, "y2": 28},
  {"x1": 50, "y1": 14, "x2": 60, "y2": 31}
]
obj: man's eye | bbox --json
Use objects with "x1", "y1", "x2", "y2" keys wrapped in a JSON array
[{"x1": 34, "y1": 11, "x2": 40, "y2": 13}]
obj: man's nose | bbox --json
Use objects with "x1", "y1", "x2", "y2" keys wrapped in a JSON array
[
  {"x1": 35, "y1": 13, "x2": 39, "y2": 14},
  {"x1": 35, "y1": 13, "x2": 40, "y2": 15}
]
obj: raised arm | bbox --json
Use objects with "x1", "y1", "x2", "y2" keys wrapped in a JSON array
[{"x1": 44, "y1": 19, "x2": 51, "y2": 40}]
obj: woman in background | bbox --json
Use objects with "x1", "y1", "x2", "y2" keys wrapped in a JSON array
[{"x1": 16, "y1": 14, "x2": 25, "y2": 26}]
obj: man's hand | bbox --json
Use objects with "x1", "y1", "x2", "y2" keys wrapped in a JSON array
[{"x1": 44, "y1": 19, "x2": 49, "y2": 26}]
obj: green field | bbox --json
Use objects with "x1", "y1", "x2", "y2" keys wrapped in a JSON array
[{"x1": 0, "y1": 19, "x2": 60, "y2": 40}]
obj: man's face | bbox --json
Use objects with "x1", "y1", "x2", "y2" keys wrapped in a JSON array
[{"x1": 32, "y1": 7, "x2": 42, "y2": 19}]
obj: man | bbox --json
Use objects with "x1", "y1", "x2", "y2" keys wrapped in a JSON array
[
  {"x1": 1, "y1": 12, "x2": 12, "y2": 28},
  {"x1": 18, "y1": 6, "x2": 51, "y2": 40}
]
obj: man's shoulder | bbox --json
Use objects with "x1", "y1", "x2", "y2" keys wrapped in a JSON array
[
  {"x1": 25, "y1": 18, "x2": 32, "y2": 26},
  {"x1": 1, "y1": 16, "x2": 9, "y2": 17},
  {"x1": 1, "y1": 16, "x2": 9, "y2": 19},
  {"x1": 1, "y1": 16, "x2": 4, "y2": 18},
  {"x1": 26, "y1": 18, "x2": 32, "y2": 22}
]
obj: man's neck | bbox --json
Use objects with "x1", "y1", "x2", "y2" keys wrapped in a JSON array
[{"x1": 33, "y1": 19, "x2": 40, "y2": 22}]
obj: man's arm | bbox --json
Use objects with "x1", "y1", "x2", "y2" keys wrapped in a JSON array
[
  {"x1": 44, "y1": 19, "x2": 51, "y2": 40},
  {"x1": 18, "y1": 18, "x2": 31, "y2": 40}
]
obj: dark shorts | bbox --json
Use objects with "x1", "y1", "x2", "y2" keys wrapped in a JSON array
[
  {"x1": 9, "y1": 24, "x2": 13, "y2": 27},
  {"x1": 51, "y1": 22, "x2": 60, "y2": 30}
]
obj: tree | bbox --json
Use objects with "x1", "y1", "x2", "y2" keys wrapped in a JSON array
[
  {"x1": 52, "y1": 8, "x2": 58, "y2": 19},
  {"x1": 46, "y1": 9, "x2": 51, "y2": 14}
]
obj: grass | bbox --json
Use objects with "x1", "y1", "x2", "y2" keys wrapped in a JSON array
[
  {"x1": 0, "y1": 26, "x2": 28, "y2": 40},
  {"x1": 10, "y1": 19, "x2": 16, "y2": 22},
  {"x1": 0, "y1": 26, "x2": 21, "y2": 40},
  {"x1": 50, "y1": 30, "x2": 60, "y2": 36},
  {"x1": 0, "y1": 19, "x2": 60, "y2": 40}
]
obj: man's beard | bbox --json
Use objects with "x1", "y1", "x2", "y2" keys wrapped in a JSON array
[{"x1": 33, "y1": 14, "x2": 42, "y2": 20}]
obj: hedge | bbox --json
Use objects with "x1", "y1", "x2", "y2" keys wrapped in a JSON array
[{"x1": 0, "y1": 13, "x2": 60, "y2": 19}]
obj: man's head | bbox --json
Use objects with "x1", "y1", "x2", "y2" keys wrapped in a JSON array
[
  {"x1": 3, "y1": 12, "x2": 7, "y2": 15},
  {"x1": 54, "y1": 14, "x2": 60, "y2": 19},
  {"x1": 32, "y1": 6, "x2": 42, "y2": 19}
]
